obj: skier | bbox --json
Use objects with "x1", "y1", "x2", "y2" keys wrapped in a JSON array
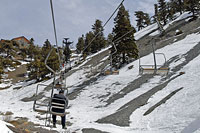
[{"x1": 52, "y1": 90, "x2": 68, "y2": 129}]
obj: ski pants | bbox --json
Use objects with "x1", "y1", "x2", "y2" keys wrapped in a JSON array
[{"x1": 52, "y1": 114, "x2": 66, "y2": 128}]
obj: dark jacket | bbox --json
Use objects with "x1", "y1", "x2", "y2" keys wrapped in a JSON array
[{"x1": 51, "y1": 94, "x2": 68, "y2": 113}]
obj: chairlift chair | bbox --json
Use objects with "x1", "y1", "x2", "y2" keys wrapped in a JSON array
[
  {"x1": 139, "y1": 39, "x2": 170, "y2": 75},
  {"x1": 33, "y1": 0, "x2": 69, "y2": 127},
  {"x1": 103, "y1": 43, "x2": 119, "y2": 75}
]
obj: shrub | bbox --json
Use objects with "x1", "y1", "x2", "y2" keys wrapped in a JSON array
[
  {"x1": 15, "y1": 61, "x2": 22, "y2": 66},
  {"x1": 3, "y1": 59, "x2": 14, "y2": 67}
]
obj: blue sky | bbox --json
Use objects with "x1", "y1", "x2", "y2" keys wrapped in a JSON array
[{"x1": 0, "y1": 0, "x2": 157, "y2": 47}]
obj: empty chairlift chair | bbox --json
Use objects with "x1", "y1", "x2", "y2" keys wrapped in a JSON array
[
  {"x1": 104, "y1": 43, "x2": 119, "y2": 75},
  {"x1": 139, "y1": 53, "x2": 170, "y2": 75}
]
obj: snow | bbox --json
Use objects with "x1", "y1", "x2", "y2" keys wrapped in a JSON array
[
  {"x1": 0, "y1": 120, "x2": 13, "y2": 133},
  {"x1": 134, "y1": 23, "x2": 158, "y2": 40},
  {"x1": 0, "y1": 82, "x2": 11, "y2": 88},
  {"x1": 1, "y1": 14, "x2": 200, "y2": 133},
  {"x1": 134, "y1": 12, "x2": 192, "y2": 40},
  {"x1": 18, "y1": 60, "x2": 29, "y2": 65},
  {"x1": 150, "y1": 12, "x2": 193, "y2": 36},
  {"x1": 64, "y1": 32, "x2": 200, "y2": 132}
]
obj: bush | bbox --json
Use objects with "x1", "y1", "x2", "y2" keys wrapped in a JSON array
[
  {"x1": 3, "y1": 59, "x2": 14, "y2": 67},
  {"x1": 15, "y1": 60, "x2": 22, "y2": 66}
]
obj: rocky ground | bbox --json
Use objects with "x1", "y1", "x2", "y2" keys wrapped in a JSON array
[{"x1": 7, "y1": 64, "x2": 28, "y2": 84}]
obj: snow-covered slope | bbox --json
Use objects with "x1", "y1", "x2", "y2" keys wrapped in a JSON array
[
  {"x1": 1, "y1": 13, "x2": 200, "y2": 133},
  {"x1": 0, "y1": 120, "x2": 13, "y2": 133},
  {"x1": 65, "y1": 32, "x2": 200, "y2": 133}
]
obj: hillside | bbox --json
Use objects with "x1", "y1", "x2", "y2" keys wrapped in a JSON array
[{"x1": 1, "y1": 12, "x2": 200, "y2": 133}]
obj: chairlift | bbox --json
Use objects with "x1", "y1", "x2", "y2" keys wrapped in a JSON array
[
  {"x1": 139, "y1": 39, "x2": 169, "y2": 75},
  {"x1": 103, "y1": 42, "x2": 119, "y2": 75},
  {"x1": 33, "y1": 0, "x2": 69, "y2": 127}
]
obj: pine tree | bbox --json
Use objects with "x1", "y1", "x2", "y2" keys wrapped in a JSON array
[
  {"x1": 178, "y1": 0, "x2": 183, "y2": 14},
  {"x1": 135, "y1": 11, "x2": 151, "y2": 31},
  {"x1": 143, "y1": 13, "x2": 151, "y2": 26},
  {"x1": 167, "y1": 2, "x2": 176, "y2": 21},
  {"x1": 112, "y1": 4, "x2": 138, "y2": 68},
  {"x1": 183, "y1": 0, "x2": 199, "y2": 18},
  {"x1": 84, "y1": 31, "x2": 94, "y2": 55},
  {"x1": 76, "y1": 35, "x2": 85, "y2": 54},
  {"x1": 154, "y1": 4, "x2": 159, "y2": 22},
  {"x1": 0, "y1": 57, "x2": 4, "y2": 82},
  {"x1": 27, "y1": 39, "x2": 60, "y2": 81},
  {"x1": 107, "y1": 33, "x2": 114, "y2": 46},
  {"x1": 91, "y1": 19, "x2": 106, "y2": 53},
  {"x1": 135, "y1": 11, "x2": 145, "y2": 31},
  {"x1": 41, "y1": 40, "x2": 59, "y2": 74},
  {"x1": 158, "y1": 0, "x2": 168, "y2": 25},
  {"x1": 171, "y1": 0, "x2": 183, "y2": 14},
  {"x1": 27, "y1": 38, "x2": 36, "y2": 61},
  {"x1": 1, "y1": 40, "x2": 14, "y2": 58},
  {"x1": 63, "y1": 38, "x2": 72, "y2": 63}
]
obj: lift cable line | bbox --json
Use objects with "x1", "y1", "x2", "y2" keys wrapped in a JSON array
[
  {"x1": 50, "y1": 0, "x2": 58, "y2": 46},
  {"x1": 46, "y1": 0, "x2": 61, "y2": 75},
  {"x1": 80, "y1": 0, "x2": 125, "y2": 56},
  {"x1": 33, "y1": 0, "x2": 69, "y2": 127}
]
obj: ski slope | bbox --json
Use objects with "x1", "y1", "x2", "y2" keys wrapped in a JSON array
[
  {"x1": 1, "y1": 13, "x2": 200, "y2": 133},
  {"x1": 0, "y1": 120, "x2": 13, "y2": 133},
  {"x1": 65, "y1": 32, "x2": 200, "y2": 133}
]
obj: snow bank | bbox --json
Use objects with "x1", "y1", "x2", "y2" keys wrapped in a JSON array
[
  {"x1": 150, "y1": 12, "x2": 192, "y2": 36},
  {"x1": 0, "y1": 120, "x2": 13, "y2": 133}
]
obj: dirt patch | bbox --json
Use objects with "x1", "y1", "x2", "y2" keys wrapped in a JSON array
[
  {"x1": 82, "y1": 128, "x2": 109, "y2": 133},
  {"x1": 8, "y1": 117, "x2": 58, "y2": 133},
  {"x1": 7, "y1": 64, "x2": 28, "y2": 84},
  {"x1": 0, "y1": 85, "x2": 11, "y2": 90}
]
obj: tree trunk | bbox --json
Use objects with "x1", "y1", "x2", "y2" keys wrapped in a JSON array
[{"x1": 122, "y1": 52, "x2": 126, "y2": 64}]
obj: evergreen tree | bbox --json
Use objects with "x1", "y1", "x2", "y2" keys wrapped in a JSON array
[
  {"x1": 20, "y1": 48, "x2": 27, "y2": 60},
  {"x1": 158, "y1": 0, "x2": 168, "y2": 25},
  {"x1": 143, "y1": 13, "x2": 151, "y2": 26},
  {"x1": 183, "y1": 0, "x2": 199, "y2": 18},
  {"x1": 154, "y1": 4, "x2": 159, "y2": 22},
  {"x1": 84, "y1": 31, "x2": 94, "y2": 55},
  {"x1": 167, "y1": 2, "x2": 176, "y2": 21},
  {"x1": 76, "y1": 35, "x2": 85, "y2": 54},
  {"x1": 41, "y1": 40, "x2": 59, "y2": 74},
  {"x1": 91, "y1": 19, "x2": 106, "y2": 53},
  {"x1": 107, "y1": 33, "x2": 114, "y2": 46},
  {"x1": 63, "y1": 38, "x2": 73, "y2": 63},
  {"x1": 171, "y1": 0, "x2": 183, "y2": 14},
  {"x1": 178, "y1": 0, "x2": 183, "y2": 14},
  {"x1": 43, "y1": 39, "x2": 51, "y2": 49},
  {"x1": 135, "y1": 11, "x2": 151, "y2": 31},
  {"x1": 27, "y1": 40, "x2": 60, "y2": 81},
  {"x1": 0, "y1": 57, "x2": 4, "y2": 82},
  {"x1": 112, "y1": 4, "x2": 138, "y2": 68},
  {"x1": 27, "y1": 38, "x2": 36, "y2": 61},
  {"x1": 1, "y1": 40, "x2": 15, "y2": 58}
]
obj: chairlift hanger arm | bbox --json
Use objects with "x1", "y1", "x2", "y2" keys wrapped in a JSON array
[{"x1": 45, "y1": 0, "x2": 62, "y2": 75}]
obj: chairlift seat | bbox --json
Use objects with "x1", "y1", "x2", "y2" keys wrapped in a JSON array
[
  {"x1": 104, "y1": 70, "x2": 119, "y2": 75},
  {"x1": 141, "y1": 67, "x2": 169, "y2": 75},
  {"x1": 34, "y1": 108, "x2": 48, "y2": 113}
]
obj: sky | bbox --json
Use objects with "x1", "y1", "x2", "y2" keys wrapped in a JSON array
[{"x1": 0, "y1": 0, "x2": 157, "y2": 47}]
